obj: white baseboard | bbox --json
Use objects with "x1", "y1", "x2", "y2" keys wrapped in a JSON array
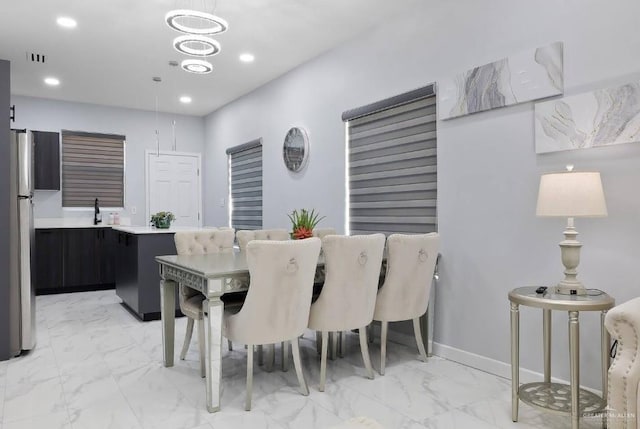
[{"x1": 386, "y1": 330, "x2": 602, "y2": 396}]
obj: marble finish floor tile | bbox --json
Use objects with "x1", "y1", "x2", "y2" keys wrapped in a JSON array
[
  {"x1": 2, "y1": 410, "x2": 71, "y2": 429},
  {"x1": 0, "y1": 290, "x2": 601, "y2": 429}
]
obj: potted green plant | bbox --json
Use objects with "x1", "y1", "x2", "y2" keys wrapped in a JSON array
[
  {"x1": 150, "y1": 211, "x2": 176, "y2": 229},
  {"x1": 288, "y1": 209, "x2": 325, "y2": 239}
]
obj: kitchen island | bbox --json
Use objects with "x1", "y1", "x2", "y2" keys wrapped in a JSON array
[{"x1": 112, "y1": 226, "x2": 215, "y2": 321}]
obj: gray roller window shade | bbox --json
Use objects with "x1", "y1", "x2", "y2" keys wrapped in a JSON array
[
  {"x1": 346, "y1": 93, "x2": 437, "y2": 235},
  {"x1": 228, "y1": 140, "x2": 263, "y2": 230},
  {"x1": 61, "y1": 131, "x2": 125, "y2": 208}
]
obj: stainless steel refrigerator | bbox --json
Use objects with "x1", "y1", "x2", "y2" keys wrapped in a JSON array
[{"x1": 8, "y1": 129, "x2": 36, "y2": 355}]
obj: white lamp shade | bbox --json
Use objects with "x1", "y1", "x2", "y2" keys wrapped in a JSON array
[{"x1": 536, "y1": 171, "x2": 608, "y2": 217}]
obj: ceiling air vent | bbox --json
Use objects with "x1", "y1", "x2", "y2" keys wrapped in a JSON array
[{"x1": 26, "y1": 52, "x2": 46, "y2": 63}]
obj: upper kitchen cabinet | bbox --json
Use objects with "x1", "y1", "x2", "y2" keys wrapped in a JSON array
[{"x1": 32, "y1": 130, "x2": 60, "y2": 190}]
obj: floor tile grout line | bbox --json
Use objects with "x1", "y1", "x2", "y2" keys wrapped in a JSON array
[
  {"x1": 42, "y1": 291, "x2": 141, "y2": 429},
  {"x1": 46, "y1": 310, "x2": 87, "y2": 429},
  {"x1": 111, "y1": 371, "x2": 146, "y2": 429}
]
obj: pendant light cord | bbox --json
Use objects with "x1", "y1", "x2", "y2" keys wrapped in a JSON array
[{"x1": 155, "y1": 94, "x2": 160, "y2": 157}]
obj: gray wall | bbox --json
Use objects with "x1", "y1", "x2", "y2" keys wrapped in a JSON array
[
  {"x1": 203, "y1": 0, "x2": 640, "y2": 389},
  {"x1": 0, "y1": 59, "x2": 12, "y2": 360},
  {"x1": 11, "y1": 96, "x2": 206, "y2": 225}
]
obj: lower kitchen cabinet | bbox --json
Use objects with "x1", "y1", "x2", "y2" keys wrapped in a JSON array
[
  {"x1": 34, "y1": 229, "x2": 63, "y2": 291},
  {"x1": 114, "y1": 231, "x2": 180, "y2": 321},
  {"x1": 35, "y1": 228, "x2": 115, "y2": 295}
]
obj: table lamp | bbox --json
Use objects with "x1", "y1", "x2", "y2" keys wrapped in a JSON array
[{"x1": 536, "y1": 168, "x2": 607, "y2": 295}]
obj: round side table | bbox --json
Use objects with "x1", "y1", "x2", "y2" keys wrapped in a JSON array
[{"x1": 509, "y1": 286, "x2": 615, "y2": 429}]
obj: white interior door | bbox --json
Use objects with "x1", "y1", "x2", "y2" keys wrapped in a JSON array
[{"x1": 147, "y1": 151, "x2": 201, "y2": 227}]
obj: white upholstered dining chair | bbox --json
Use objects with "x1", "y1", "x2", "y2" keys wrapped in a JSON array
[
  {"x1": 174, "y1": 229, "x2": 235, "y2": 377},
  {"x1": 308, "y1": 234, "x2": 386, "y2": 391},
  {"x1": 223, "y1": 238, "x2": 321, "y2": 410},
  {"x1": 373, "y1": 233, "x2": 440, "y2": 375},
  {"x1": 605, "y1": 297, "x2": 640, "y2": 429},
  {"x1": 236, "y1": 228, "x2": 292, "y2": 368}
]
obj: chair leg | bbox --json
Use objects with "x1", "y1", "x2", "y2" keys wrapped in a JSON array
[
  {"x1": 413, "y1": 317, "x2": 428, "y2": 362},
  {"x1": 319, "y1": 331, "x2": 329, "y2": 392},
  {"x1": 257, "y1": 344, "x2": 264, "y2": 366},
  {"x1": 339, "y1": 331, "x2": 346, "y2": 358},
  {"x1": 330, "y1": 332, "x2": 338, "y2": 360},
  {"x1": 281, "y1": 341, "x2": 290, "y2": 372},
  {"x1": 291, "y1": 338, "x2": 309, "y2": 396},
  {"x1": 380, "y1": 321, "x2": 388, "y2": 375},
  {"x1": 228, "y1": 339, "x2": 233, "y2": 351},
  {"x1": 197, "y1": 317, "x2": 206, "y2": 378},
  {"x1": 180, "y1": 317, "x2": 194, "y2": 360},
  {"x1": 359, "y1": 326, "x2": 374, "y2": 380},
  {"x1": 245, "y1": 344, "x2": 254, "y2": 411},
  {"x1": 265, "y1": 344, "x2": 275, "y2": 373}
]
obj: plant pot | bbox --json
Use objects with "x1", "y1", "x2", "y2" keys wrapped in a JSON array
[{"x1": 153, "y1": 219, "x2": 172, "y2": 229}]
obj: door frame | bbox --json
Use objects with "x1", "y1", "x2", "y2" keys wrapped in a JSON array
[{"x1": 145, "y1": 150, "x2": 203, "y2": 227}]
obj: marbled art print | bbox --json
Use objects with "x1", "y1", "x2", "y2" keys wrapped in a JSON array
[
  {"x1": 438, "y1": 42, "x2": 563, "y2": 120},
  {"x1": 535, "y1": 81, "x2": 640, "y2": 153}
]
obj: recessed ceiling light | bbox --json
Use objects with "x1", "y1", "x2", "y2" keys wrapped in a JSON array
[
  {"x1": 180, "y1": 96, "x2": 192, "y2": 104},
  {"x1": 44, "y1": 77, "x2": 60, "y2": 86},
  {"x1": 181, "y1": 59, "x2": 213, "y2": 74},
  {"x1": 56, "y1": 16, "x2": 77, "y2": 29},
  {"x1": 239, "y1": 53, "x2": 255, "y2": 63}
]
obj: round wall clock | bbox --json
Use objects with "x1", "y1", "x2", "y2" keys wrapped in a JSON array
[{"x1": 283, "y1": 127, "x2": 309, "y2": 172}]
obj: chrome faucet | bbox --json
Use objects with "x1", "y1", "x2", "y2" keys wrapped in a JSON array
[{"x1": 94, "y1": 198, "x2": 102, "y2": 225}]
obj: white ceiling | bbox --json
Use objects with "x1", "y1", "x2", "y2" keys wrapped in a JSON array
[{"x1": 0, "y1": 0, "x2": 417, "y2": 116}]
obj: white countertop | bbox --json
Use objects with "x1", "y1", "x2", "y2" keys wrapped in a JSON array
[
  {"x1": 35, "y1": 217, "x2": 132, "y2": 229},
  {"x1": 111, "y1": 225, "x2": 217, "y2": 235}
]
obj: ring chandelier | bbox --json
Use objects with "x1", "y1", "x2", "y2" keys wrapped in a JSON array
[
  {"x1": 173, "y1": 34, "x2": 221, "y2": 57},
  {"x1": 181, "y1": 59, "x2": 214, "y2": 74},
  {"x1": 165, "y1": 5, "x2": 227, "y2": 74}
]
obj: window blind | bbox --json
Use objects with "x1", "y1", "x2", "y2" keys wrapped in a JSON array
[
  {"x1": 61, "y1": 131, "x2": 125, "y2": 208},
  {"x1": 227, "y1": 139, "x2": 263, "y2": 230},
  {"x1": 346, "y1": 89, "x2": 437, "y2": 235}
]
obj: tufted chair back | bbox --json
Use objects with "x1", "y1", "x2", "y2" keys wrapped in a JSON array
[
  {"x1": 605, "y1": 297, "x2": 640, "y2": 429},
  {"x1": 174, "y1": 229, "x2": 235, "y2": 303},
  {"x1": 373, "y1": 233, "x2": 440, "y2": 322},
  {"x1": 175, "y1": 229, "x2": 235, "y2": 255},
  {"x1": 308, "y1": 234, "x2": 385, "y2": 332},
  {"x1": 313, "y1": 228, "x2": 337, "y2": 240},
  {"x1": 224, "y1": 238, "x2": 321, "y2": 345},
  {"x1": 236, "y1": 230, "x2": 256, "y2": 251},
  {"x1": 236, "y1": 229, "x2": 290, "y2": 251},
  {"x1": 254, "y1": 229, "x2": 289, "y2": 241}
]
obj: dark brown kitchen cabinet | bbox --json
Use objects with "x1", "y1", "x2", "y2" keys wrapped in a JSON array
[
  {"x1": 63, "y1": 229, "x2": 101, "y2": 287},
  {"x1": 34, "y1": 229, "x2": 63, "y2": 291},
  {"x1": 35, "y1": 228, "x2": 115, "y2": 295},
  {"x1": 32, "y1": 131, "x2": 60, "y2": 191}
]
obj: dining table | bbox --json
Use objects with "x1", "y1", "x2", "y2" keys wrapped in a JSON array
[{"x1": 156, "y1": 249, "x2": 436, "y2": 413}]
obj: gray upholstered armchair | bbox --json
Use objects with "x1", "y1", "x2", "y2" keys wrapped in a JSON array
[{"x1": 605, "y1": 296, "x2": 640, "y2": 429}]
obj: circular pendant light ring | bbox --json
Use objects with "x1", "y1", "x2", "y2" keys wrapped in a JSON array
[
  {"x1": 173, "y1": 35, "x2": 220, "y2": 57},
  {"x1": 166, "y1": 9, "x2": 228, "y2": 35},
  {"x1": 181, "y1": 59, "x2": 213, "y2": 74}
]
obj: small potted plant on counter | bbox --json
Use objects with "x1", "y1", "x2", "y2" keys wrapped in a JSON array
[
  {"x1": 288, "y1": 208, "x2": 325, "y2": 239},
  {"x1": 150, "y1": 211, "x2": 175, "y2": 229}
]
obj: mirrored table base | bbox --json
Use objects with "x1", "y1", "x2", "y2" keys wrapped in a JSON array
[{"x1": 519, "y1": 382, "x2": 606, "y2": 416}]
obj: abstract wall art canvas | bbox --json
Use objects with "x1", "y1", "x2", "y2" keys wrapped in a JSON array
[
  {"x1": 438, "y1": 42, "x2": 563, "y2": 120},
  {"x1": 535, "y1": 81, "x2": 640, "y2": 153}
]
